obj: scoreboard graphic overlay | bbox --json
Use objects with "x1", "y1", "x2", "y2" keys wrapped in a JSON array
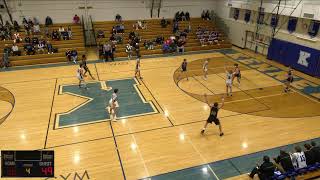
[{"x1": 1, "y1": 151, "x2": 54, "y2": 177}]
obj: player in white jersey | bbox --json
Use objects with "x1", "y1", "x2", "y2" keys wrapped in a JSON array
[
  {"x1": 290, "y1": 146, "x2": 307, "y2": 169},
  {"x1": 77, "y1": 64, "x2": 87, "y2": 89},
  {"x1": 225, "y1": 66, "x2": 233, "y2": 96},
  {"x1": 203, "y1": 59, "x2": 209, "y2": 80},
  {"x1": 135, "y1": 58, "x2": 142, "y2": 79},
  {"x1": 108, "y1": 89, "x2": 119, "y2": 121}
]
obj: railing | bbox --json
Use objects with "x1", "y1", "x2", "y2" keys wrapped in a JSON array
[
  {"x1": 81, "y1": 15, "x2": 87, "y2": 46},
  {"x1": 90, "y1": 15, "x2": 97, "y2": 46}
]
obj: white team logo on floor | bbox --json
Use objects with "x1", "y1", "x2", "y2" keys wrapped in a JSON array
[{"x1": 297, "y1": 51, "x2": 310, "y2": 67}]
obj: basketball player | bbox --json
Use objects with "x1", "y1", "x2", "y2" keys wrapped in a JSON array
[
  {"x1": 225, "y1": 66, "x2": 233, "y2": 96},
  {"x1": 135, "y1": 58, "x2": 142, "y2": 79},
  {"x1": 232, "y1": 63, "x2": 241, "y2": 86},
  {"x1": 201, "y1": 93, "x2": 224, "y2": 136},
  {"x1": 77, "y1": 64, "x2": 87, "y2": 89},
  {"x1": 108, "y1": 89, "x2": 119, "y2": 121},
  {"x1": 81, "y1": 55, "x2": 95, "y2": 80},
  {"x1": 203, "y1": 59, "x2": 209, "y2": 80},
  {"x1": 290, "y1": 146, "x2": 307, "y2": 169},
  {"x1": 178, "y1": 59, "x2": 188, "y2": 81},
  {"x1": 284, "y1": 67, "x2": 293, "y2": 93}
]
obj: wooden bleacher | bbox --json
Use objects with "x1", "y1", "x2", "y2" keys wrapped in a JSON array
[
  {"x1": 93, "y1": 17, "x2": 232, "y2": 58},
  {"x1": 0, "y1": 23, "x2": 85, "y2": 66}
]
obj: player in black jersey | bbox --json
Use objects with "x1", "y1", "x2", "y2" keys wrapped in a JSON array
[
  {"x1": 81, "y1": 55, "x2": 95, "y2": 80},
  {"x1": 284, "y1": 67, "x2": 293, "y2": 93},
  {"x1": 178, "y1": 59, "x2": 189, "y2": 81},
  {"x1": 201, "y1": 94, "x2": 224, "y2": 136},
  {"x1": 232, "y1": 63, "x2": 241, "y2": 86}
]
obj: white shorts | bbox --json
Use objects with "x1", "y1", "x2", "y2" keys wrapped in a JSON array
[
  {"x1": 203, "y1": 68, "x2": 208, "y2": 72},
  {"x1": 77, "y1": 75, "x2": 83, "y2": 81},
  {"x1": 226, "y1": 80, "x2": 232, "y2": 86},
  {"x1": 109, "y1": 99, "x2": 119, "y2": 108}
]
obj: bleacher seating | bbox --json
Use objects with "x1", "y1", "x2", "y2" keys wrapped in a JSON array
[
  {"x1": 93, "y1": 17, "x2": 232, "y2": 58},
  {"x1": 0, "y1": 23, "x2": 85, "y2": 66}
]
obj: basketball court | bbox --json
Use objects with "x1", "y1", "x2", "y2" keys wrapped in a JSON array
[{"x1": 1, "y1": 48, "x2": 320, "y2": 180}]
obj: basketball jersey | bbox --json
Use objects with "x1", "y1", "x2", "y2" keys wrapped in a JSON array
[
  {"x1": 288, "y1": 70, "x2": 293, "y2": 78},
  {"x1": 209, "y1": 106, "x2": 218, "y2": 119},
  {"x1": 291, "y1": 152, "x2": 307, "y2": 169},
  {"x1": 235, "y1": 67, "x2": 240, "y2": 75},
  {"x1": 182, "y1": 61, "x2": 187, "y2": 70},
  {"x1": 203, "y1": 62, "x2": 208, "y2": 71},
  {"x1": 226, "y1": 73, "x2": 232, "y2": 84},
  {"x1": 111, "y1": 93, "x2": 118, "y2": 102}
]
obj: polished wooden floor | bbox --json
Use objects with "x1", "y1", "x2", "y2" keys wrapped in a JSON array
[{"x1": 0, "y1": 48, "x2": 320, "y2": 180}]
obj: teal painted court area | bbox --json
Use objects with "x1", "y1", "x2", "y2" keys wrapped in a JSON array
[
  {"x1": 57, "y1": 78, "x2": 157, "y2": 127},
  {"x1": 143, "y1": 138, "x2": 320, "y2": 180}
]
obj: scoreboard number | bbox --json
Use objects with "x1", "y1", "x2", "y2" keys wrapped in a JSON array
[{"x1": 1, "y1": 150, "x2": 54, "y2": 177}]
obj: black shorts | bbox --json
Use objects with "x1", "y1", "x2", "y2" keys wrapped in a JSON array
[
  {"x1": 287, "y1": 77, "x2": 293, "y2": 83},
  {"x1": 207, "y1": 117, "x2": 220, "y2": 125},
  {"x1": 182, "y1": 68, "x2": 187, "y2": 72},
  {"x1": 235, "y1": 73, "x2": 241, "y2": 78}
]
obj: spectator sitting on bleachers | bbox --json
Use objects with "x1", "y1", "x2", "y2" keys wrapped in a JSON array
[
  {"x1": 45, "y1": 16, "x2": 53, "y2": 26},
  {"x1": 37, "y1": 41, "x2": 45, "y2": 54},
  {"x1": 25, "y1": 36, "x2": 31, "y2": 43},
  {"x1": 134, "y1": 20, "x2": 146, "y2": 30},
  {"x1": 205, "y1": 10, "x2": 211, "y2": 20},
  {"x1": 291, "y1": 146, "x2": 307, "y2": 169},
  {"x1": 160, "y1": 17, "x2": 169, "y2": 28},
  {"x1": 155, "y1": 35, "x2": 164, "y2": 45},
  {"x1": 173, "y1": 20, "x2": 179, "y2": 33},
  {"x1": 274, "y1": 150, "x2": 294, "y2": 173},
  {"x1": 304, "y1": 143, "x2": 316, "y2": 166},
  {"x1": 311, "y1": 141, "x2": 320, "y2": 162},
  {"x1": 52, "y1": 30, "x2": 60, "y2": 40},
  {"x1": 73, "y1": 14, "x2": 80, "y2": 24},
  {"x1": 11, "y1": 43, "x2": 21, "y2": 56},
  {"x1": 185, "y1": 12, "x2": 190, "y2": 21},
  {"x1": 174, "y1": 11, "x2": 181, "y2": 21},
  {"x1": 32, "y1": 36, "x2": 39, "y2": 45},
  {"x1": 58, "y1": 26, "x2": 65, "y2": 33},
  {"x1": 71, "y1": 49, "x2": 78, "y2": 63},
  {"x1": 44, "y1": 26, "x2": 50, "y2": 38},
  {"x1": 115, "y1": 14, "x2": 122, "y2": 22},
  {"x1": 13, "y1": 32, "x2": 22, "y2": 43},
  {"x1": 13, "y1": 20, "x2": 20, "y2": 32},
  {"x1": 67, "y1": 26, "x2": 72, "y2": 39},
  {"x1": 125, "y1": 43, "x2": 133, "y2": 60},
  {"x1": 33, "y1": 23, "x2": 41, "y2": 34},
  {"x1": 180, "y1": 11, "x2": 186, "y2": 21},
  {"x1": 46, "y1": 41, "x2": 54, "y2": 54},
  {"x1": 28, "y1": 18, "x2": 34, "y2": 28},
  {"x1": 97, "y1": 30, "x2": 105, "y2": 38},
  {"x1": 33, "y1": 17, "x2": 40, "y2": 25},
  {"x1": 65, "y1": 49, "x2": 72, "y2": 61},
  {"x1": 248, "y1": 156, "x2": 275, "y2": 180},
  {"x1": 24, "y1": 43, "x2": 35, "y2": 55},
  {"x1": 23, "y1": 21, "x2": 31, "y2": 36},
  {"x1": 61, "y1": 30, "x2": 69, "y2": 40},
  {"x1": 5, "y1": 21, "x2": 13, "y2": 32},
  {"x1": 143, "y1": 40, "x2": 154, "y2": 50},
  {"x1": 109, "y1": 34, "x2": 116, "y2": 43},
  {"x1": 201, "y1": 10, "x2": 206, "y2": 20}
]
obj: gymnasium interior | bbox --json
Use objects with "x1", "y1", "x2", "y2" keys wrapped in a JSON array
[{"x1": 0, "y1": 0, "x2": 320, "y2": 179}]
